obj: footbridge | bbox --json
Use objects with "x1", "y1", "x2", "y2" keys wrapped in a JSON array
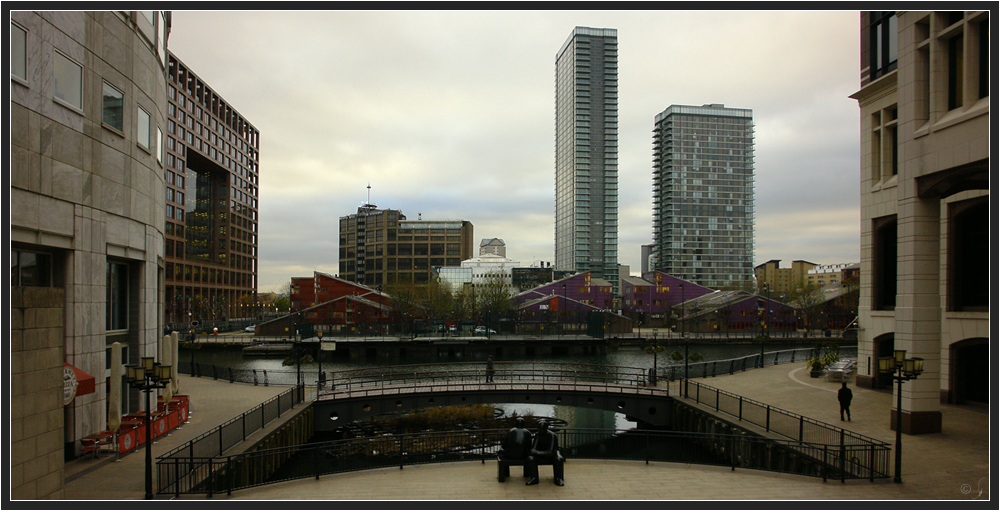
[{"x1": 313, "y1": 362, "x2": 674, "y2": 431}]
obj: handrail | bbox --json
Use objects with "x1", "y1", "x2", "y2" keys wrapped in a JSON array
[{"x1": 156, "y1": 427, "x2": 890, "y2": 496}]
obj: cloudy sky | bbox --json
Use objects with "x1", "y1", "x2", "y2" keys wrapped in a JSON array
[{"x1": 167, "y1": 9, "x2": 862, "y2": 293}]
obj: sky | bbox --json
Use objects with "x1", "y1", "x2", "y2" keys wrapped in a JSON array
[{"x1": 167, "y1": 9, "x2": 863, "y2": 293}]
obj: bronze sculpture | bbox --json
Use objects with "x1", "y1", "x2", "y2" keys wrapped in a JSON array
[
  {"x1": 498, "y1": 417, "x2": 532, "y2": 460},
  {"x1": 524, "y1": 420, "x2": 564, "y2": 486}
]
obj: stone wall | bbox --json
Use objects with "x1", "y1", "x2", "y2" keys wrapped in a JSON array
[{"x1": 11, "y1": 287, "x2": 67, "y2": 500}]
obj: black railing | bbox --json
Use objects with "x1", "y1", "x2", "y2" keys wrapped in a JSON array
[
  {"x1": 324, "y1": 362, "x2": 647, "y2": 398},
  {"x1": 156, "y1": 384, "x2": 306, "y2": 496},
  {"x1": 157, "y1": 427, "x2": 889, "y2": 497},
  {"x1": 669, "y1": 378, "x2": 890, "y2": 480},
  {"x1": 659, "y1": 346, "x2": 857, "y2": 381}
]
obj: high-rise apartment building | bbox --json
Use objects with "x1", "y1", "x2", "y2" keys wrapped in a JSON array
[
  {"x1": 651, "y1": 103, "x2": 756, "y2": 289},
  {"x1": 164, "y1": 53, "x2": 260, "y2": 328},
  {"x1": 339, "y1": 205, "x2": 474, "y2": 287},
  {"x1": 850, "y1": 11, "x2": 988, "y2": 433},
  {"x1": 11, "y1": 11, "x2": 170, "y2": 496},
  {"x1": 554, "y1": 27, "x2": 619, "y2": 290}
]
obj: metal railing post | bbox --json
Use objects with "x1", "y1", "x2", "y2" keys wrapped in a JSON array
[
  {"x1": 840, "y1": 429, "x2": 846, "y2": 483},
  {"x1": 738, "y1": 396, "x2": 743, "y2": 421},
  {"x1": 823, "y1": 445, "x2": 828, "y2": 482},
  {"x1": 765, "y1": 405, "x2": 771, "y2": 433},
  {"x1": 226, "y1": 456, "x2": 233, "y2": 496}
]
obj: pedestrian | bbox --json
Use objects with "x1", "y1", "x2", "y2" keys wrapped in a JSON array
[
  {"x1": 486, "y1": 355, "x2": 495, "y2": 383},
  {"x1": 838, "y1": 382, "x2": 853, "y2": 421}
]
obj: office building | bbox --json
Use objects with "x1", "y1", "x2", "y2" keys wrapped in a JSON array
[
  {"x1": 754, "y1": 260, "x2": 818, "y2": 300},
  {"x1": 11, "y1": 11, "x2": 170, "y2": 497},
  {"x1": 339, "y1": 205, "x2": 474, "y2": 286},
  {"x1": 480, "y1": 238, "x2": 506, "y2": 257},
  {"x1": 850, "y1": 11, "x2": 988, "y2": 433},
  {"x1": 651, "y1": 103, "x2": 755, "y2": 289},
  {"x1": 163, "y1": 52, "x2": 260, "y2": 328},
  {"x1": 554, "y1": 26, "x2": 619, "y2": 290}
]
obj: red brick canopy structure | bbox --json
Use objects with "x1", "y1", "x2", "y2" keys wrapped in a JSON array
[{"x1": 258, "y1": 272, "x2": 390, "y2": 337}]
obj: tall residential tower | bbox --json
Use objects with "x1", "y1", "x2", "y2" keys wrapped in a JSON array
[
  {"x1": 554, "y1": 27, "x2": 619, "y2": 290},
  {"x1": 651, "y1": 104, "x2": 755, "y2": 289}
]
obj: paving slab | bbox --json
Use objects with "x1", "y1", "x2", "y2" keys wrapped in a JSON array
[{"x1": 60, "y1": 362, "x2": 990, "y2": 502}]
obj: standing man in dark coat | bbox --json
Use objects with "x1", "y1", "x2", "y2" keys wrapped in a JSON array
[
  {"x1": 485, "y1": 355, "x2": 495, "y2": 382},
  {"x1": 838, "y1": 382, "x2": 853, "y2": 421}
]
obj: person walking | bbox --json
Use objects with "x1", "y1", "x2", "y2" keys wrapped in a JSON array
[
  {"x1": 486, "y1": 355, "x2": 495, "y2": 383},
  {"x1": 838, "y1": 382, "x2": 853, "y2": 421}
]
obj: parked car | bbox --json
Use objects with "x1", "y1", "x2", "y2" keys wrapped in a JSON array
[
  {"x1": 474, "y1": 326, "x2": 496, "y2": 335},
  {"x1": 245, "y1": 325, "x2": 256, "y2": 333}
]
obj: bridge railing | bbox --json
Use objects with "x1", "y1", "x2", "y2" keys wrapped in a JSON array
[
  {"x1": 324, "y1": 362, "x2": 648, "y2": 397},
  {"x1": 669, "y1": 378, "x2": 890, "y2": 480},
  {"x1": 155, "y1": 384, "x2": 306, "y2": 496},
  {"x1": 157, "y1": 427, "x2": 888, "y2": 497}
]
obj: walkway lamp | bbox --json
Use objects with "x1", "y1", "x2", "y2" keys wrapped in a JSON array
[
  {"x1": 878, "y1": 350, "x2": 924, "y2": 483},
  {"x1": 124, "y1": 357, "x2": 172, "y2": 500},
  {"x1": 317, "y1": 330, "x2": 324, "y2": 393}
]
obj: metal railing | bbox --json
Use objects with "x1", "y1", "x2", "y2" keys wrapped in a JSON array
[
  {"x1": 156, "y1": 384, "x2": 306, "y2": 496},
  {"x1": 157, "y1": 427, "x2": 889, "y2": 497},
  {"x1": 321, "y1": 362, "x2": 649, "y2": 399},
  {"x1": 669, "y1": 378, "x2": 890, "y2": 480},
  {"x1": 660, "y1": 346, "x2": 857, "y2": 381}
]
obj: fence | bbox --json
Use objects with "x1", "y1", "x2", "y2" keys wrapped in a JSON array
[
  {"x1": 660, "y1": 346, "x2": 857, "y2": 381},
  {"x1": 669, "y1": 378, "x2": 890, "y2": 480},
  {"x1": 156, "y1": 426, "x2": 889, "y2": 497},
  {"x1": 156, "y1": 384, "x2": 305, "y2": 496}
]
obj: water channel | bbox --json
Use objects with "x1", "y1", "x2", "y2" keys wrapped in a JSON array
[{"x1": 182, "y1": 340, "x2": 849, "y2": 431}]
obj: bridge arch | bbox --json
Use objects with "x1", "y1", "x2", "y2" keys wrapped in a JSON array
[{"x1": 314, "y1": 385, "x2": 673, "y2": 431}]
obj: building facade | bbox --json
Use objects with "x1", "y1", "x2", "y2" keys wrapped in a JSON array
[
  {"x1": 805, "y1": 262, "x2": 859, "y2": 288},
  {"x1": 621, "y1": 272, "x2": 713, "y2": 327},
  {"x1": 850, "y1": 11, "x2": 989, "y2": 433},
  {"x1": 163, "y1": 52, "x2": 260, "y2": 329},
  {"x1": 651, "y1": 104, "x2": 756, "y2": 290},
  {"x1": 479, "y1": 238, "x2": 506, "y2": 257},
  {"x1": 11, "y1": 11, "x2": 170, "y2": 498},
  {"x1": 754, "y1": 260, "x2": 818, "y2": 300},
  {"x1": 280, "y1": 272, "x2": 389, "y2": 337},
  {"x1": 554, "y1": 27, "x2": 619, "y2": 290},
  {"x1": 338, "y1": 205, "x2": 474, "y2": 287}
]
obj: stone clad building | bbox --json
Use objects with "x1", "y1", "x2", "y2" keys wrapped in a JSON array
[
  {"x1": 850, "y1": 11, "x2": 989, "y2": 433},
  {"x1": 10, "y1": 11, "x2": 171, "y2": 498}
]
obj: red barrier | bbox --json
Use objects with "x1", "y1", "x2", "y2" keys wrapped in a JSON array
[
  {"x1": 113, "y1": 395, "x2": 191, "y2": 454},
  {"x1": 118, "y1": 428, "x2": 138, "y2": 453}
]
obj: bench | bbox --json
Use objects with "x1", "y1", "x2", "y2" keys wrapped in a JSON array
[{"x1": 497, "y1": 455, "x2": 565, "y2": 483}]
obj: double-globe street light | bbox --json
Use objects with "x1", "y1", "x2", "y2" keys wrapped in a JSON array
[
  {"x1": 877, "y1": 349, "x2": 924, "y2": 484},
  {"x1": 124, "y1": 357, "x2": 172, "y2": 500}
]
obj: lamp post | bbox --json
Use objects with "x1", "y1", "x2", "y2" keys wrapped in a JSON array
[
  {"x1": 878, "y1": 350, "x2": 924, "y2": 484},
  {"x1": 317, "y1": 330, "x2": 323, "y2": 393},
  {"x1": 124, "y1": 357, "x2": 172, "y2": 500},
  {"x1": 760, "y1": 283, "x2": 769, "y2": 367}
]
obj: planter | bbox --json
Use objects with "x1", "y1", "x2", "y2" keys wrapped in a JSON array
[{"x1": 810, "y1": 369, "x2": 823, "y2": 378}]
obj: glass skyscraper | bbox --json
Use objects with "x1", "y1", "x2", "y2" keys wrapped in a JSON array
[
  {"x1": 651, "y1": 104, "x2": 755, "y2": 289},
  {"x1": 554, "y1": 27, "x2": 619, "y2": 290}
]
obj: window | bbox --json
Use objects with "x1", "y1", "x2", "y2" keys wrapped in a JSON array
[
  {"x1": 106, "y1": 261, "x2": 129, "y2": 331},
  {"x1": 53, "y1": 50, "x2": 83, "y2": 110},
  {"x1": 870, "y1": 12, "x2": 898, "y2": 80},
  {"x1": 11, "y1": 22, "x2": 26, "y2": 81},
  {"x1": 872, "y1": 216, "x2": 897, "y2": 310},
  {"x1": 157, "y1": 128, "x2": 163, "y2": 162},
  {"x1": 11, "y1": 250, "x2": 52, "y2": 287},
  {"x1": 102, "y1": 82, "x2": 124, "y2": 131},
  {"x1": 978, "y1": 19, "x2": 988, "y2": 99},
  {"x1": 948, "y1": 33, "x2": 964, "y2": 110},
  {"x1": 137, "y1": 106, "x2": 150, "y2": 149}
]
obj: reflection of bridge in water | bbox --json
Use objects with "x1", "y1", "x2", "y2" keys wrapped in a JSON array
[{"x1": 314, "y1": 363, "x2": 675, "y2": 430}]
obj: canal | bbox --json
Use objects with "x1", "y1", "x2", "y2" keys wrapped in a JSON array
[{"x1": 181, "y1": 340, "x2": 850, "y2": 431}]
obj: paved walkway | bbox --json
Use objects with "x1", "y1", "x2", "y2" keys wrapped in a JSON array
[{"x1": 62, "y1": 363, "x2": 990, "y2": 501}]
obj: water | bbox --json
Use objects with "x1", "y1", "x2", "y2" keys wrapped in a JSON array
[{"x1": 181, "y1": 341, "x2": 832, "y2": 431}]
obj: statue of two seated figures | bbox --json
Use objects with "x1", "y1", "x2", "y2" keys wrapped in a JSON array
[{"x1": 497, "y1": 418, "x2": 564, "y2": 486}]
